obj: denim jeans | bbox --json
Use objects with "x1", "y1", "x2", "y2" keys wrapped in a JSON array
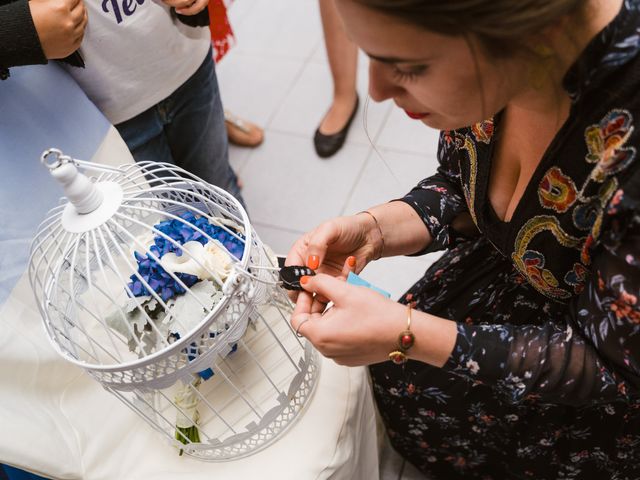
[{"x1": 115, "y1": 48, "x2": 245, "y2": 207}]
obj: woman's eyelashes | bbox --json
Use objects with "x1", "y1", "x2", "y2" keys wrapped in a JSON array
[{"x1": 391, "y1": 64, "x2": 427, "y2": 81}]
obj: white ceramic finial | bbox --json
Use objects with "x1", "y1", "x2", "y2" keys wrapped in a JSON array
[{"x1": 42, "y1": 148, "x2": 104, "y2": 214}]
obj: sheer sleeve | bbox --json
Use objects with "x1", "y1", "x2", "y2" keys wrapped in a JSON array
[
  {"x1": 395, "y1": 132, "x2": 472, "y2": 254},
  {"x1": 442, "y1": 186, "x2": 640, "y2": 406}
]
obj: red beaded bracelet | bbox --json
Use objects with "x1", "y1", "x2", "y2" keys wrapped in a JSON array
[{"x1": 388, "y1": 305, "x2": 415, "y2": 365}]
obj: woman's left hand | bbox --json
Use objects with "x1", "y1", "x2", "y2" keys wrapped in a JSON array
[{"x1": 291, "y1": 273, "x2": 406, "y2": 366}]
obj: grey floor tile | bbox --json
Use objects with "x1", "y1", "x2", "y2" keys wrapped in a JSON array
[
  {"x1": 269, "y1": 61, "x2": 393, "y2": 147},
  {"x1": 342, "y1": 148, "x2": 438, "y2": 216},
  {"x1": 239, "y1": 130, "x2": 370, "y2": 233},
  {"x1": 226, "y1": 0, "x2": 254, "y2": 30},
  {"x1": 308, "y1": 39, "x2": 370, "y2": 67},
  {"x1": 217, "y1": 53, "x2": 305, "y2": 127},
  {"x1": 376, "y1": 107, "x2": 441, "y2": 156},
  {"x1": 253, "y1": 223, "x2": 304, "y2": 256},
  {"x1": 232, "y1": 0, "x2": 322, "y2": 61},
  {"x1": 228, "y1": 143, "x2": 253, "y2": 175}
]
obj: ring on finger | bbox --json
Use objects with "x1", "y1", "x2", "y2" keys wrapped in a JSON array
[{"x1": 295, "y1": 318, "x2": 310, "y2": 338}]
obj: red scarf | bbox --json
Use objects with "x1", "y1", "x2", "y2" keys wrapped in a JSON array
[{"x1": 207, "y1": 0, "x2": 235, "y2": 63}]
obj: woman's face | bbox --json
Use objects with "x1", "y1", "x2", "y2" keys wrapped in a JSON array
[{"x1": 336, "y1": 0, "x2": 526, "y2": 130}]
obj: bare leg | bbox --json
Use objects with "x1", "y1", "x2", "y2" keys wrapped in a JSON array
[{"x1": 318, "y1": 0, "x2": 358, "y2": 135}]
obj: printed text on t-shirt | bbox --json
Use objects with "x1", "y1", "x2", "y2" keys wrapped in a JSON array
[{"x1": 102, "y1": 0, "x2": 145, "y2": 24}]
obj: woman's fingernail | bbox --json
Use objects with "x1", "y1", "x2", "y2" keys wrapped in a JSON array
[
  {"x1": 307, "y1": 255, "x2": 319, "y2": 270},
  {"x1": 300, "y1": 276, "x2": 310, "y2": 285},
  {"x1": 347, "y1": 256, "x2": 356, "y2": 268}
]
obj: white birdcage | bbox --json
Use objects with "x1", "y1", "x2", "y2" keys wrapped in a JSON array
[{"x1": 28, "y1": 148, "x2": 319, "y2": 461}]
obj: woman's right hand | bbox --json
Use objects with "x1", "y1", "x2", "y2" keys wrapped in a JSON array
[
  {"x1": 29, "y1": 0, "x2": 88, "y2": 60},
  {"x1": 285, "y1": 212, "x2": 383, "y2": 279}
]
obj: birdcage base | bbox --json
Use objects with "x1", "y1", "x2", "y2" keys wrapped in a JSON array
[
  {"x1": 107, "y1": 301, "x2": 320, "y2": 461},
  {"x1": 179, "y1": 345, "x2": 318, "y2": 461}
]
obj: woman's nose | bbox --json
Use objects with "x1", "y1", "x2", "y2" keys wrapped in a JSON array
[{"x1": 368, "y1": 60, "x2": 400, "y2": 102}]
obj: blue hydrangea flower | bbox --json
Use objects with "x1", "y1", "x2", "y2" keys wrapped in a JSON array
[{"x1": 127, "y1": 212, "x2": 246, "y2": 300}]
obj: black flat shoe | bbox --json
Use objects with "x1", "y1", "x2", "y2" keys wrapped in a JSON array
[{"x1": 313, "y1": 95, "x2": 359, "y2": 158}]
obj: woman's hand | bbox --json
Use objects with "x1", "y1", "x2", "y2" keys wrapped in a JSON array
[
  {"x1": 286, "y1": 203, "x2": 430, "y2": 281},
  {"x1": 285, "y1": 213, "x2": 383, "y2": 305},
  {"x1": 286, "y1": 213, "x2": 382, "y2": 277},
  {"x1": 291, "y1": 273, "x2": 406, "y2": 366}
]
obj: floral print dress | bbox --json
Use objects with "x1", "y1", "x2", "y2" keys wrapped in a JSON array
[{"x1": 369, "y1": 2, "x2": 640, "y2": 479}]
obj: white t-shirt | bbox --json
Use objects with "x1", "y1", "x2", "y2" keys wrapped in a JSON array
[{"x1": 64, "y1": 0, "x2": 211, "y2": 124}]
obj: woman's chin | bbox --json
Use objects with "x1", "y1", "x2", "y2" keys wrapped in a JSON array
[
  {"x1": 419, "y1": 115, "x2": 449, "y2": 131},
  {"x1": 420, "y1": 115, "x2": 483, "y2": 132}
]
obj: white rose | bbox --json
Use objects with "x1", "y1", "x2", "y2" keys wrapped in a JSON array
[
  {"x1": 202, "y1": 240, "x2": 233, "y2": 281},
  {"x1": 160, "y1": 240, "x2": 233, "y2": 284},
  {"x1": 160, "y1": 241, "x2": 209, "y2": 280}
]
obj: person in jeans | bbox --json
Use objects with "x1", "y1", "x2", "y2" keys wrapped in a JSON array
[{"x1": 62, "y1": 1, "x2": 244, "y2": 205}]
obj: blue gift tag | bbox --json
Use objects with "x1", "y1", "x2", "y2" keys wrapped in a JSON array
[{"x1": 346, "y1": 272, "x2": 391, "y2": 298}]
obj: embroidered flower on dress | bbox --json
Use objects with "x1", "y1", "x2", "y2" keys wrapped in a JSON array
[
  {"x1": 471, "y1": 120, "x2": 495, "y2": 144},
  {"x1": 564, "y1": 263, "x2": 589, "y2": 295},
  {"x1": 585, "y1": 109, "x2": 636, "y2": 182},
  {"x1": 610, "y1": 289, "x2": 640, "y2": 323},
  {"x1": 538, "y1": 167, "x2": 578, "y2": 213}
]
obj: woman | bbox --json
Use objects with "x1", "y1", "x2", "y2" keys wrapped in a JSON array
[
  {"x1": 286, "y1": 0, "x2": 640, "y2": 478},
  {"x1": 314, "y1": 0, "x2": 359, "y2": 158}
]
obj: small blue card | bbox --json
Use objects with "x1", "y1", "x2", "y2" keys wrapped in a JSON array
[{"x1": 346, "y1": 272, "x2": 391, "y2": 298}]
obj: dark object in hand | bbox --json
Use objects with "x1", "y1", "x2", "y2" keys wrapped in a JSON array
[{"x1": 279, "y1": 266, "x2": 316, "y2": 291}]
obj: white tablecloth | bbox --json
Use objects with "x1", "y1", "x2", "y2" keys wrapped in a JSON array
[
  {"x1": 0, "y1": 65, "x2": 379, "y2": 480},
  {"x1": 0, "y1": 269, "x2": 378, "y2": 479}
]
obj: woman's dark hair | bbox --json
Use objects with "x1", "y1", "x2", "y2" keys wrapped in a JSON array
[{"x1": 352, "y1": 0, "x2": 584, "y2": 57}]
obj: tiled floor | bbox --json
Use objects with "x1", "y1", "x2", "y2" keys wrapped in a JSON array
[{"x1": 217, "y1": 2, "x2": 440, "y2": 478}]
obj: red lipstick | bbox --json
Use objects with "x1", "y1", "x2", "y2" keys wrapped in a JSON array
[{"x1": 404, "y1": 110, "x2": 429, "y2": 120}]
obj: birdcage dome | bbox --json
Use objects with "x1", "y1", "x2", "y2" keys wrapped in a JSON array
[{"x1": 29, "y1": 149, "x2": 319, "y2": 460}]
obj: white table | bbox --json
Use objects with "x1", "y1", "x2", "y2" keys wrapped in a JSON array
[{"x1": 0, "y1": 65, "x2": 379, "y2": 480}]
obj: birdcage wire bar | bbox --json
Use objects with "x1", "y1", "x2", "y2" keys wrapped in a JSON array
[{"x1": 29, "y1": 151, "x2": 319, "y2": 460}]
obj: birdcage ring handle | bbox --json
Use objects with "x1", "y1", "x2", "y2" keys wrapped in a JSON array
[{"x1": 41, "y1": 148, "x2": 76, "y2": 170}]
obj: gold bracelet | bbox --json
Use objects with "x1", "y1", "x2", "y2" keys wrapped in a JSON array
[
  {"x1": 359, "y1": 210, "x2": 385, "y2": 260},
  {"x1": 388, "y1": 304, "x2": 415, "y2": 365}
]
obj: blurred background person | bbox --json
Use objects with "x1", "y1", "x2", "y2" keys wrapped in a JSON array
[
  {"x1": 313, "y1": 0, "x2": 359, "y2": 158},
  {"x1": 60, "y1": 0, "x2": 245, "y2": 205},
  {"x1": 208, "y1": 0, "x2": 264, "y2": 149}
]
